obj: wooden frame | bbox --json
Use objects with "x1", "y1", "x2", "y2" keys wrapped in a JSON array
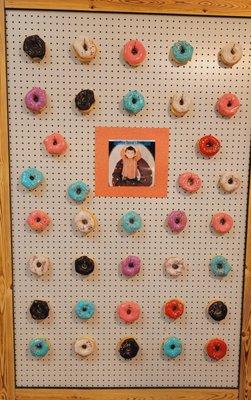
[{"x1": 0, "y1": 1, "x2": 250, "y2": 399}]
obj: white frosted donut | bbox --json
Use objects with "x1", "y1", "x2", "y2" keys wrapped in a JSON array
[
  {"x1": 74, "y1": 209, "x2": 96, "y2": 234},
  {"x1": 73, "y1": 37, "x2": 97, "y2": 62},
  {"x1": 219, "y1": 172, "x2": 241, "y2": 193},
  {"x1": 171, "y1": 93, "x2": 192, "y2": 117},
  {"x1": 164, "y1": 257, "x2": 186, "y2": 277},
  {"x1": 74, "y1": 337, "x2": 96, "y2": 357},
  {"x1": 219, "y1": 43, "x2": 242, "y2": 66},
  {"x1": 28, "y1": 254, "x2": 50, "y2": 276}
]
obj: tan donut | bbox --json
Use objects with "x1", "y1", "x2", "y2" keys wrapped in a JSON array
[
  {"x1": 219, "y1": 172, "x2": 241, "y2": 193},
  {"x1": 171, "y1": 93, "x2": 192, "y2": 117},
  {"x1": 74, "y1": 209, "x2": 96, "y2": 234},
  {"x1": 73, "y1": 37, "x2": 97, "y2": 62},
  {"x1": 164, "y1": 257, "x2": 186, "y2": 277},
  {"x1": 28, "y1": 254, "x2": 51, "y2": 276},
  {"x1": 219, "y1": 43, "x2": 242, "y2": 66},
  {"x1": 74, "y1": 336, "x2": 96, "y2": 357}
]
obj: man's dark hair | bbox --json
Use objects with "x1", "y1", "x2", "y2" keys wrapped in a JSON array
[{"x1": 125, "y1": 146, "x2": 136, "y2": 153}]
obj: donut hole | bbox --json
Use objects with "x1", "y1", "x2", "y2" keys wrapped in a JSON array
[
  {"x1": 126, "y1": 308, "x2": 132, "y2": 315},
  {"x1": 220, "y1": 218, "x2": 226, "y2": 225},
  {"x1": 187, "y1": 177, "x2": 194, "y2": 185},
  {"x1": 82, "y1": 219, "x2": 88, "y2": 225},
  {"x1": 170, "y1": 344, "x2": 176, "y2": 350},
  {"x1": 217, "y1": 263, "x2": 223, "y2": 269},
  {"x1": 36, "y1": 343, "x2": 43, "y2": 349},
  {"x1": 82, "y1": 307, "x2": 87, "y2": 312},
  {"x1": 172, "y1": 305, "x2": 178, "y2": 311},
  {"x1": 215, "y1": 344, "x2": 220, "y2": 352},
  {"x1": 76, "y1": 187, "x2": 82, "y2": 195},
  {"x1": 231, "y1": 47, "x2": 236, "y2": 55},
  {"x1": 82, "y1": 344, "x2": 87, "y2": 349},
  {"x1": 36, "y1": 262, "x2": 42, "y2": 268},
  {"x1": 36, "y1": 217, "x2": 41, "y2": 223},
  {"x1": 53, "y1": 140, "x2": 58, "y2": 146},
  {"x1": 33, "y1": 95, "x2": 39, "y2": 103},
  {"x1": 179, "y1": 98, "x2": 184, "y2": 106},
  {"x1": 129, "y1": 218, "x2": 135, "y2": 224},
  {"x1": 128, "y1": 262, "x2": 134, "y2": 268},
  {"x1": 132, "y1": 47, "x2": 138, "y2": 55},
  {"x1": 180, "y1": 46, "x2": 185, "y2": 54},
  {"x1": 83, "y1": 43, "x2": 88, "y2": 51},
  {"x1": 175, "y1": 218, "x2": 180, "y2": 224},
  {"x1": 29, "y1": 175, "x2": 35, "y2": 181},
  {"x1": 172, "y1": 264, "x2": 179, "y2": 270},
  {"x1": 206, "y1": 141, "x2": 213, "y2": 148},
  {"x1": 132, "y1": 97, "x2": 137, "y2": 104},
  {"x1": 228, "y1": 178, "x2": 234, "y2": 185},
  {"x1": 227, "y1": 101, "x2": 232, "y2": 107}
]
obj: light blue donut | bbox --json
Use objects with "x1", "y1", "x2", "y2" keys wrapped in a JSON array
[
  {"x1": 75, "y1": 299, "x2": 95, "y2": 320},
  {"x1": 121, "y1": 211, "x2": 142, "y2": 234},
  {"x1": 20, "y1": 167, "x2": 44, "y2": 190},
  {"x1": 171, "y1": 41, "x2": 194, "y2": 64},
  {"x1": 163, "y1": 337, "x2": 182, "y2": 358},
  {"x1": 67, "y1": 181, "x2": 89, "y2": 202},
  {"x1": 123, "y1": 90, "x2": 145, "y2": 114},
  {"x1": 210, "y1": 256, "x2": 232, "y2": 277},
  {"x1": 29, "y1": 338, "x2": 49, "y2": 358}
]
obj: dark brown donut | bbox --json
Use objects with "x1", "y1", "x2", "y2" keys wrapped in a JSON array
[
  {"x1": 23, "y1": 35, "x2": 46, "y2": 60},
  {"x1": 75, "y1": 255, "x2": 94, "y2": 275},
  {"x1": 75, "y1": 89, "x2": 95, "y2": 111},
  {"x1": 208, "y1": 300, "x2": 228, "y2": 321},
  {"x1": 119, "y1": 338, "x2": 139, "y2": 360},
  {"x1": 30, "y1": 300, "x2": 49, "y2": 320}
]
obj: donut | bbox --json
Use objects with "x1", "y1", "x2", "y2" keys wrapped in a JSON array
[
  {"x1": 73, "y1": 37, "x2": 97, "y2": 62},
  {"x1": 166, "y1": 210, "x2": 187, "y2": 233},
  {"x1": 123, "y1": 90, "x2": 145, "y2": 114},
  {"x1": 75, "y1": 89, "x2": 95, "y2": 113},
  {"x1": 210, "y1": 255, "x2": 232, "y2": 277},
  {"x1": 23, "y1": 35, "x2": 46, "y2": 60},
  {"x1": 171, "y1": 93, "x2": 192, "y2": 117},
  {"x1": 117, "y1": 301, "x2": 140, "y2": 323},
  {"x1": 30, "y1": 300, "x2": 49, "y2": 320},
  {"x1": 197, "y1": 134, "x2": 221, "y2": 157},
  {"x1": 74, "y1": 337, "x2": 96, "y2": 357},
  {"x1": 164, "y1": 299, "x2": 185, "y2": 320},
  {"x1": 171, "y1": 41, "x2": 194, "y2": 65},
  {"x1": 219, "y1": 43, "x2": 242, "y2": 67},
  {"x1": 164, "y1": 257, "x2": 186, "y2": 277},
  {"x1": 75, "y1": 255, "x2": 94, "y2": 276},
  {"x1": 123, "y1": 39, "x2": 147, "y2": 67},
  {"x1": 75, "y1": 299, "x2": 95, "y2": 319},
  {"x1": 206, "y1": 338, "x2": 227, "y2": 360},
  {"x1": 74, "y1": 209, "x2": 96, "y2": 234},
  {"x1": 216, "y1": 93, "x2": 240, "y2": 118},
  {"x1": 119, "y1": 337, "x2": 139, "y2": 360},
  {"x1": 163, "y1": 337, "x2": 182, "y2": 358},
  {"x1": 211, "y1": 212, "x2": 233, "y2": 234},
  {"x1": 28, "y1": 254, "x2": 51, "y2": 276},
  {"x1": 178, "y1": 172, "x2": 202, "y2": 193},
  {"x1": 29, "y1": 338, "x2": 50, "y2": 357},
  {"x1": 121, "y1": 211, "x2": 142, "y2": 234},
  {"x1": 27, "y1": 210, "x2": 51, "y2": 232},
  {"x1": 219, "y1": 172, "x2": 241, "y2": 193},
  {"x1": 67, "y1": 181, "x2": 90, "y2": 202},
  {"x1": 20, "y1": 167, "x2": 44, "y2": 190},
  {"x1": 207, "y1": 300, "x2": 228, "y2": 322},
  {"x1": 43, "y1": 133, "x2": 68, "y2": 155},
  {"x1": 25, "y1": 87, "x2": 47, "y2": 113},
  {"x1": 121, "y1": 255, "x2": 141, "y2": 277}
]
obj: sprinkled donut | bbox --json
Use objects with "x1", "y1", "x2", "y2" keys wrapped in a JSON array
[
  {"x1": 118, "y1": 301, "x2": 140, "y2": 323},
  {"x1": 75, "y1": 89, "x2": 95, "y2": 113},
  {"x1": 74, "y1": 336, "x2": 96, "y2": 357},
  {"x1": 123, "y1": 39, "x2": 147, "y2": 67},
  {"x1": 123, "y1": 90, "x2": 145, "y2": 114},
  {"x1": 27, "y1": 210, "x2": 51, "y2": 232},
  {"x1": 164, "y1": 257, "x2": 186, "y2": 277},
  {"x1": 23, "y1": 35, "x2": 46, "y2": 60},
  {"x1": 29, "y1": 338, "x2": 50, "y2": 358},
  {"x1": 207, "y1": 300, "x2": 228, "y2": 322},
  {"x1": 68, "y1": 181, "x2": 90, "y2": 202},
  {"x1": 219, "y1": 43, "x2": 242, "y2": 67},
  {"x1": 216, "y1": 93, "x2": 240, "y2": 118},
  {"x1": 43, "y1": 133, "x2": 68, "y2": 155},
  {"x1": 74, "y1": 209, "x2": 96, "y2": 234},
  {"x1": 119, "y1": 337, "x2": 139, "y2": 360},
  {"x1": 121, "y1": 255, "x2": 141, "y2": 277},
  {"x1": 75, "y1": 299, "x2": 95, "y2": 320},
  {"x1": 20, "y1": 167, "x2": 44, "y2": 190},
  {"x1": 198, "y1": 134, "x2": 221, "y2": 157},
  {"x1": 30, "y1": 300, "x2": 49, "y2": 320},
  {"x1": 171, "y1": 93, "x2": 192, "y2": 117},
  {"x1": 210, "y1": 256, "x2": 232, "y2": 277},
  {"x1": 211, "y1": 212, "x2": 233, "y2": 234},
  {"x1": 28, "y1": 254, "x2": 51, "y2": 276},
  {"x1": 219, "y1": 172, "x2": 241, "y2": 193},
  {"x1": 73, "y1": 37, "x2": 97, "y2": 62},
  {"x1": 75, "y1": 255, "x2": 94, "y2": 276},
  {"x1": 163, "y1": 337, "x2": 182, "y2": 358},
  {"x1": 164, "y1": 299, "x2": 185, "y2": 320},
  {"x1": 121, "y1": 211, "x2": 142, "y2": 234},
  {"x1": 171, "y1": 41, "x2": 194, "y2": 65},
  {"x1": 25, "y1": 87, "x2": 47, "y2": 113},
  {"x1": 178, "y1": 172, "x2": 202, "y2": 193},
  {"x1": 206, "y1": 338, "x2": 227, "y2": 360},
  {"x1": 166, "y1": 210, "x2": 187, "y2": 233}
]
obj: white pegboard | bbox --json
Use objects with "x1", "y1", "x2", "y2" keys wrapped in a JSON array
[{"x1": 5, "y1": 10, "x2": 251, "y2": 388}]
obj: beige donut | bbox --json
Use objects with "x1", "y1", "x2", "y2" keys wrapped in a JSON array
[
  {"x1": 73, "y1": 37, "x2": 97, "y2": 62},
  {"x1": 28, "y1": 254, "x2": 50, "y2": 276},
  {"x1": 164, "y1": 257, "x2": 186, "y2": 277},
  {"x1": 219, "y1": 172, "x2": 241, "y2": 193},
  {"x1": 74, "y1": 209, "x2": 96, "y2": 234},
  {"x1": 219, "y1": 43, "x2": 242, "y2": 66},
  {"x1": 171, "y1": 93, "x2": 192, "y2": 117},
  {"x1": 74, "y1": 336, "x2": 96, "y2": 357}
]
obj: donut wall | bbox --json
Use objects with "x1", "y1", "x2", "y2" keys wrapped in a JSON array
[{"x1": 5, "y1": 10, "x2": 251, "y2": 388}]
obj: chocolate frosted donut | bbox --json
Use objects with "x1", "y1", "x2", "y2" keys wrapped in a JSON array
[
  {"x1": 30, "y1": 300, "x2": 49, "y2": 320},
  {"x1": 119, "y1": 338, "x2": 139, "y2": 360},
  {"x1": 208, "y1": 300, "x2": 228, "y2": 321},
  {"x1": 75, "y1": 89, "x2": 95, "y2": 113},
  {"x1": 23, "y1": 35, "x2": 46, "y2": 60},
  {"x1": 75, "y1": 256, "x2": 94, "y2": 276}
]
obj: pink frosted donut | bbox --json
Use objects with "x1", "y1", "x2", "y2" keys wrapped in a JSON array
[
  {"x1": 43, "y1": 133, "x2": 68, "y2": 155},
  {"x1": 166, "y1": 211, "x2": 187, "y2": 233},
  {"x1": 27, "y1": 210, "x2": 51, "y2": 232},
  {"x1": 178, "y1": 172, "x2": 202, "y2": 193},
  {"x1": 25, "y1": 87, "x2": 47, "y2": 113},
  {"x1": 216, "y1": 93, "x2": 240, "y2": 118},
  {"x1": 123, "y1": 39, "x2": 147, "y2": 66},
  {"x1": 121, "y1": 255, "x2": 141, "y2": 277},
  {"x1": 118, "y1": 301, "x2": 140, "y2": 323},
  {"x1": 211, "y1": 212, "x2": 233, "y2": 234}
]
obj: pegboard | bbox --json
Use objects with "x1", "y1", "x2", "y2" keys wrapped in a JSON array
[{"x1": 5, "y1": 10, "x2": 251, "y2": 388}]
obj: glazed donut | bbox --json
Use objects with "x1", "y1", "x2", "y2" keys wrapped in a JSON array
[
  {"x1": 207, "y1": 300, "x2": 228, "y2": 322},
  {"x1": 74, "y1": 209, "x2": 96, "y2": 234},
  {"x1": 68, "y1": 181, "x2": 90, "y2": 202},
  {"x1": 75, "y1": 89, "x2": 95, "y2": 113},
  {"x1": 164, "y1": 257, "x2": 186, "y2": 277},
  {"x1": 117, "y1": 301, "x2": 140, "y2": 323},
  {"x1": 74, "y1": 337, "x2": 96, "y2": 357},
  {"x1": 219, "y1": 172, "x2": 241, "y2": 193},
  {"x1": 73, "y1": 37, "x2": 97, "y2": 62},
  {"x1": 121, "y1": 211, "x2": 142, "y2": 234},
  {"x1": 27, "y1": 210, "x2": 51, "y2": 232},
  {"x1": 217, "y1": 93, "x2": 240, "y2": 118},
  {"x1": 121, "y1": 255, "x2": 141, "y2": 277},
  {"x1": 25, "y1": 87, "x2": 47, "y2": 113},
  {"x1": 171, "y1": 41, "x2": 194, "y2": 65},
  {"x1": 206, "y1": 338, "x2": 227, "y2": 360},
  {"x1": 75, "y1": 299, "x2": 95, "y2": 319},
  {"x1": 163, "y1": 337, "x2": 182, "y2": 358},
  {"x1": 211, "y1": 212, "x2": 233, "y2": 234},
  {"x1": 20, "y1": 167, "x2": 44, "y2": 190},
  {"x1": 123, "y1": 90, "x2": 145, "y2": 114},
  {"x1": 30, "y1": 300, "x2": 49, "y2": 320},
  {"x1": 164, "y1": 299, "x2": 185, "y2": 320},
  {"x1": 123, "y1": 39, "x2": 147, "y2": 67},
  {"x1": 197, "y1": 134, "x2": 221, "y2": 157},
  {"x1": 210, "y1": 255, "x2": 232, "y2": 277},
  {"x1": 75, "y1": 255, "x2": 94, "y2": 276},
  {"x1": 23, "y1": 35, "x2": 46, "y2": 60},
  {"x1": 43, "y1": 133, "x2": 68, "y2": 155},
  {"x1": 171, "y1": 93, "x2": 192, "y2": 117},
  {"x1": 219, "y1": 43, "x2": 242, "y2": 67},
  {"x1": 178, "y1": 172, "x2": 202, "y2": 193},
  {"x1": 28, "y1": 254, "x2": 51, "y2": 276},
  {"x1": 29, "y1": 338, "x2": 50, "y2": 357},
  {"x1": 119, "y1": 337, "x2": 139, "y2": 360},
  {"x1": 166, "y1": 210, "x2": 187, "y2": 233}
]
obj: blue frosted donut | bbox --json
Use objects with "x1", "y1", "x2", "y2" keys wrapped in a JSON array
[
  {"x1": 171, "y1": 41, "x2": 194, "y2": 64},
  {"x1": 67, "y1": 181, "x2": 89, "y2": 202},
  {"x1": 123, "y1": 90, "x2": 145, "y2": 114},
  {"x1": 210, "y1": 256, "x2": 232, "y2": 277},
  {"x1": 29, "y1": 338, "x2": 49, "y2": 358},
  {"x1": 163, "y1": 337, "x2": 182, "y2": 358},
  {"x1": 20, "y1": 167, "x2": 44, "y2": 190},
  {"x1": 75, "y1": 299, "x2": 95, "y2": 320},
  {"x1": 121, "y1": 211, "x2": 142, "y2": 234}
]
